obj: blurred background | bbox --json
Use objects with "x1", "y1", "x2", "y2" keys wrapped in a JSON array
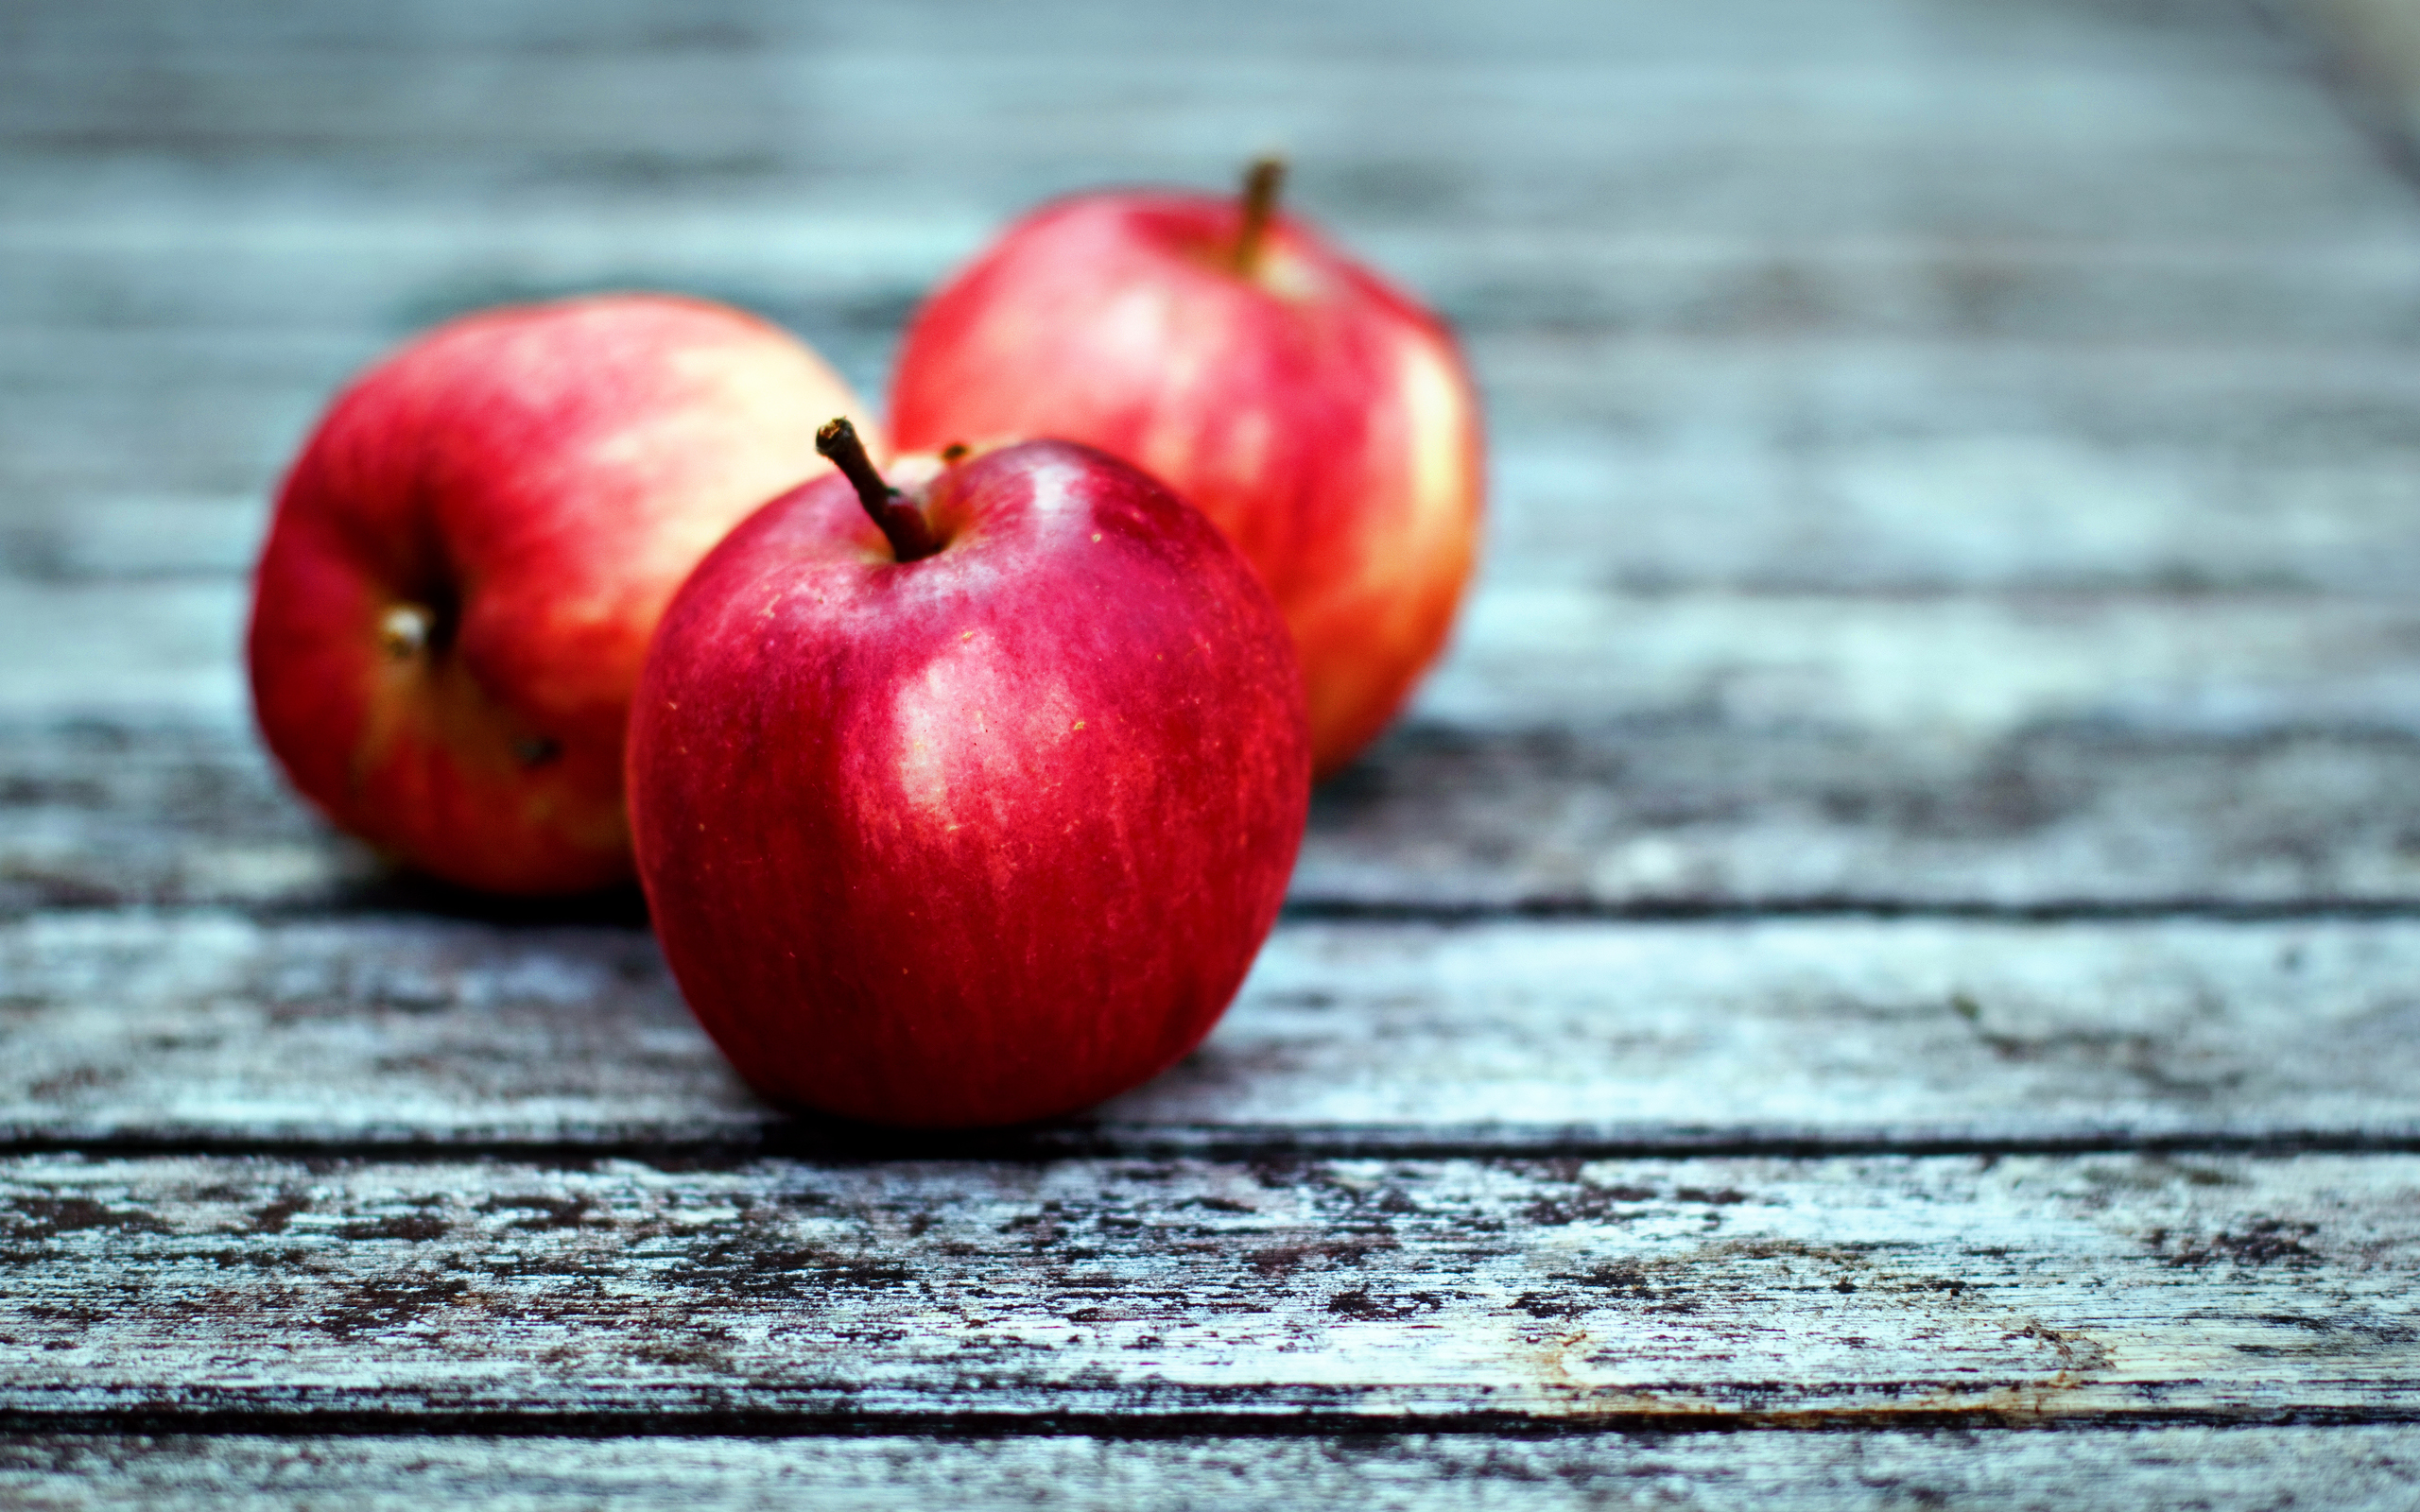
[{"x1": 5, "y1": 0, "x2": 2420, "y2": 913}]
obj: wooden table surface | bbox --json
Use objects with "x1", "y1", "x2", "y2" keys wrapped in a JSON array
[{"x1": 8, "y1": 0, "x2": 2420, "y2": 1505}]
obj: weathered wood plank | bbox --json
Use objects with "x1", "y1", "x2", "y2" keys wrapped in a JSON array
[
  {"x1": 0, "y1": 586, "x2": 244, "y2": 724},
  {"x1": 17, "y1": 715, "x2": 2420, "y2": 914},
  {"x1": 11, "y1": 220, "x2": 2419, "y2": 605},
  {"x1": 0, "y1": 724, "x2": 370, "y2": 914},
  {"x1": 5, "y1": 28, "x2": 2387, "y2": 262},
  {"x1": 1309, "y1": 719, "x2": 2420, "y2": 912},
  {"x1": 8, "y1": 1425, "x2": 2420, "y2": 1512},
  {"x1": 1, "y1": 0, "x2": 2411, "y2": 620},
  {"x1": 2, "y1": 0, "x2": 2413, "y2": 1503},
  {"x1": 0, "y1": 0, "x2": 2306, "y2": 65},
  {"x1": 28, "y1": 579, "x2": 2420, "y2": 734},
  {"x1": 1489, "y1": 422, "x2": 2420, "y2": 599},
  {"x1": 7, "y1": 912, "x2": 2419, "y2": 1150},
  {"x1": 11, "y1": 215, "x2": 2417, "y2": 359},
  {"x1": 2, "y1": 1152, "x2": 2414, "y2": 1426},
  {"x1": 12, "y1": 364, "x2": 2420, "y2": 594},
  {"x1": 0, "y1": 11, "x2": 2354, "y2": 169},
  {"x1": 17, "y1": 580, "x2": 2420, "y2": 909},
  {"x1": 1417, "y1": 589, "x2": 2420, "y2": 736}
]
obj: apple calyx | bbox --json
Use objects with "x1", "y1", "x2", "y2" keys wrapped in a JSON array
[
  {"x1": 378, "y1": 603, "x2": 434, "y2": 660},
  {"x1": 816, "y1": 416, "x2": 941, "y2": 563},
  {"x1": 1231, "y1": 156, "x2": 1287, "y2": 279}
]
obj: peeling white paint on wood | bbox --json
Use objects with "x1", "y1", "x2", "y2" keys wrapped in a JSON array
[{"x1": 1, "y1": 1152, "x2": 2414, "y2": 1424}]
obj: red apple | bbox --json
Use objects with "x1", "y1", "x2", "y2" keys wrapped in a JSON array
[
  {"x1": 628, "y1": 421, "x2": 1309, "y2": 1128},
  {"x1": 889, "y1": 160, "x2": 1484, "y2": 780},
  {"x1": 248, "y1": 293, "x2": 880, "y2": 895}
]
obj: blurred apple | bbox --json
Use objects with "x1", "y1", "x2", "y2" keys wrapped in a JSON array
[
  {"x1": 249, "y1": 293, "x2": 880, "y2": 894},
  {"x1": 890, "y1": 160, "x2": 1483, "y2": 778}
]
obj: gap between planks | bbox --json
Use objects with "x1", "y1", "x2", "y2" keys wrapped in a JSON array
[{"x1": 9, "y1": 1425, "x2": 2420, "y2": 1512}]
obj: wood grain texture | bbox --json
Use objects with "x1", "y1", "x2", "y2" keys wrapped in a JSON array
[
  {"x1": 7, "y1": 1426, "x2": 2420, "y2": 1512},
  {"x1": 18, "y1": 331, "x2": 2420, "y2": 593},
  {"x1": 2, "y1": 0, "x2": 2414, "y2": 936},
  {"x1": 7, "y1": 911, "x2": 2420, "y2": 1151},
  {"x1": 1, "y1": 0, "x2": 2411, "y2": 595},
  {"x1": 1304, "y1": 717, "x2": 2420, "y2": 913},
  {"x1": 24, "y1": 577, "x2": 2420, "y2": 733},
  {"x1": 3, "y1": 1151, "x2": 2415, "y2": 1428},
  {"x1": 16, "y1": 386, "x2": 2420, "y2": 590},
  {"x1": 19, "y1": 588, "x2": 2420, "y2": 910},
  {"x1": 7, "y1": 0, "x2": 2420, "y2": 1497}
]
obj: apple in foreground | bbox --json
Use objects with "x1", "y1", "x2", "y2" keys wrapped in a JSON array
[
  {"x1": 889, "y1": 159, "x2": 1484, "y2": 780},
  {"x1": 629, "y1": 421, "x2": 1310, "y2": 1127},
  {"x1": 249, "y1": 293, "x2": 879, "y2": 895}
]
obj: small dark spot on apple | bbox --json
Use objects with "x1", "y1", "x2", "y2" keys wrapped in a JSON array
[
  {"x1": 515, "y1": 736, "x2": 562, "y2": 767},
  {"x1": 941, "y1": 441, "x2": 970, "y2": 463}
]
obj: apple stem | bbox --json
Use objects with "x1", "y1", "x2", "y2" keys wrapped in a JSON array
[
  {"x1": 817, "y1": 417, "x2": 940, "y2": 562},
  {"x1": 1232, "y1": 156, "x2": 1287, "y2": 279}
]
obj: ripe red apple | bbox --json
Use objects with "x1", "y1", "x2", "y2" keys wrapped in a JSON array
[
  {"x1": 248, "y1": 293, "x2": 880, "y2": 895},
  {"x1": 889, "y1": 160, "x2": 1484, "y2": 780},
  {"x1": 628, "y1": 421, "x2": 1310, "y2": 1128}
]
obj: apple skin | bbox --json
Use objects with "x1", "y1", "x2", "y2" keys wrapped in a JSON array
[
  {"x1": 628, "y1": 439, "x2": 1310, "y2": 1128},
  {"x1": 888, "y1": 189, "x2": 1484, "y2": 780},
  {"x1": 248, "y1": 293, "x2": 880, "y2": 895}
]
